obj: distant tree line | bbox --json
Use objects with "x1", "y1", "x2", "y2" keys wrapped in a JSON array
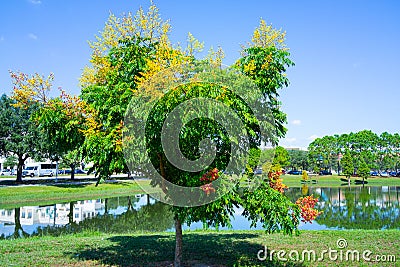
[{"x1": 307, "y1": 130, "x2": 400, "y2": 174}]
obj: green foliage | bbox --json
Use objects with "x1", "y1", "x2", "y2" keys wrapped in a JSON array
[
  {"x1": 357, "y1": 157, "x2": 370, "y2": 184},
  {"x1": 288, "y1": 149, "x2": 309, "y2": 170},
  {"x1": 81, "y1": 6, "x2": 297, "y2": 265},
  {"x1": 235, "y1": 47, "x2": 294, "y2": 143},
  {"x1": 35, "y1": 97, "x2": 85, "y2": 169},
  {"x1": 2, "y1": 156, "x2": 17, "y2": 169},
  {"x1": 272, "y1": 146, "x2": 290, "y2": 168},
  {"x1": 341, "y1": 150, "x2": 354, "y2": 179},
  {"x1": 0, "y1": 94, "x2": 45, "y2": 181},
  {"x1": 81, "y1": 37, "x2": 156, "y2": 181},
  {"x1": 241, "y1": 182, "x2": 300, "y2": 235},
  {"x1": 308, "y1": 130, "x2": 400, "y2": 173}
]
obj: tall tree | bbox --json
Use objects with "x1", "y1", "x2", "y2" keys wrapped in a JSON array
[
  {"x1": 0, "y1": 95, "x2": 44, "y2": 182},
  {"x1": 287, "y1": 150, "x2": 308, "y2": 170},
  {"x1": 34, "y1": 94, "x2": 86, "y2": 180},
  {"x1": 10, "y1": 70, "x2": 86, "y2": 180},
  {"x1": 341, "y1": 150, "x2": 354, "y2": 186},
  {"x1": 81, "y1": 5, "x2": 319, "y2": 266},
  {"x1": 357, "y1": 157, "x2": 370, "y2": 186}
]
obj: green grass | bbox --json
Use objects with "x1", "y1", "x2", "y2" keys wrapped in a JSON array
[
  {"x1": 282, "y1": 174, "x2": 400, "y2": 188},
  {"x1": 0, "y1": 180, "x2": 152, "y2": 209},
  {"x1": 0, "y1": 230, "x2": 398, "y2": 266}
]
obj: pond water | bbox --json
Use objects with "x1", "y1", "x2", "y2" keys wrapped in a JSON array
[{"x1": 1, "y1": 186, "x2": 399, "y2": 238}]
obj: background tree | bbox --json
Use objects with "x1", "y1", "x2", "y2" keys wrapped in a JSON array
[
  {"x1": 59, "y1": 149, "x2": 83, "y2": 180},
  {"x1": 307, "y1": 130, "x2": 400, "y2": 174},
  {"x1": 308, "y1": 135, "x2": 337, "y2": 172},
  {"x1": 357, "y1": 157, "x2": 370, "y2": 186},
  {"x1": 10, "y1": 70, "x2": 86, "y2": 181},
  {"x1": 287, "y1": 149, "x2": 308, "y2": 171},
  {"x1": 2, "y1": 156, "x2": 18, "y2": 170},
  {"x1": 0, "y1": 95, "x2": 45, "y2": 182},
  {"x1": 34, "y1": 93, "x2": 86, "y2": 180},
  {"x1": 245, "y1": 147, "x2": 261, "y2": 176},
  {"x1": 272, "y1": 146, "x2": 290, "y2": 169},
  {"x1": 341, "y1": 150, "x2": 354, "y2": 186}
]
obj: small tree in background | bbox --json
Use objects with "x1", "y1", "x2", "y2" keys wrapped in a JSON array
[
  {"x1": 0, "y1": 94, "x2": 45, "y2": 182},
  {"x1": 357, "y1": 157, "x2": 370, "y2": 186},
  {"x1": 10, "y1": 70, "x2": 87, "y2": 181},
  {"x1": 302, "y1": 170, "x2": 309, "y2": 181},
  {"x1": 3, "y1": 156, "x2": 17, "y2": 170},
  {"x1": 273, "y1": 146, "x2": 290, "y2": 169},
  {"x1": 341, "y1": 150, "x2": 354, "y2": 186}
]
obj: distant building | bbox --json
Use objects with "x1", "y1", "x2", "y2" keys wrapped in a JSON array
[{"x1": 0, "y1": 199, "x2": 105, "y2": 226}]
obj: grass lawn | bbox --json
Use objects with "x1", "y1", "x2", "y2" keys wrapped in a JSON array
[
  {"x1": 0, "y1": 229, "x2": 398, "y2": 266},
  {"x1": 282, "y1": 174, "x2": 400, "y2": 188},
  {"x1": 0, "y1": 179, "x2": 153, "y2": 209}
]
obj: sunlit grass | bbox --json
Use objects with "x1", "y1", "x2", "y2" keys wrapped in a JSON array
[
  {"x1": 282, "y1": 174, "x2": 400, "y2": 188},
  {"x1": 0, "y1": 229, "x2": 398, "y2": 266},
  {"x1": 0, "y1": 179, "x2": 153, "y2": 209}
]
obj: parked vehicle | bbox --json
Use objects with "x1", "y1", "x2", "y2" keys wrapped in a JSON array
[
  {"x1": 0, "y1": 169, "x2": 12, "y2": 176},
  {"x1": 319, "y1": 170, "x2": 332, "y2": 175},
  {"x1": 380, "y1": 171, "x2": 389, "y2": 177},
  {"x1": 389, "y1": 171, "x2": 397, "y2": 177},
  {"x1": 370, "y1": 171, "x2": 379, "y2": 176},
  {"x1": 254, "y1": 168, "x2": 262, "y2": 175},
  {"x1": 287, "y1": 170, "x2": 301, "y2": 175},
  {"x1": 59, "y1": 169, "x2": 87, "y2": 175},
  {"x1": 22, "y1": 162, "x2": 57, "y2": 177}
]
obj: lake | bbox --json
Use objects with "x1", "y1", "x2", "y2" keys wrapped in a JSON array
[{"x1": 1, "y1": 186, "x2": 399, "y2": 238}]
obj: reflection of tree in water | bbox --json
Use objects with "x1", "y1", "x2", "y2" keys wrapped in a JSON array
[
  {"x1": 12, "y1": 207, "x2": 29, "y2": 238},
  {"x1": 316, "y1": 187, "x2": 400, "y2": 229},
  {"x1": 3, "y1": 196, "x2": 174, "y2": 239}
]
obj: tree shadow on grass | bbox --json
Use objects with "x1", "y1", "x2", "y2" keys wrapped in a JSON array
[
  {"x1": 0, "y1": 177, "x2": 135, "y2": 187},
  {"x1": 49, "y1": 181, "x2": 135, "y2": 189},
  {"x1": 72, "y1": 232, "x2": 305, "y2": 267}
]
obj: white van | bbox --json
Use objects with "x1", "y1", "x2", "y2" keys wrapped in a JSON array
[{"x1": 22, "y1": 162, "x2": 57, "y2": 177}]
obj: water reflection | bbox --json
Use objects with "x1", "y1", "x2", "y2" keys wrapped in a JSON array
[
  {"x1": 285, "y1": 186, "x2": 400, "y2": 230},
  {"x1": 1, "y1": 186, "x2": 399, "y2": 238},
  {"x1": 0, "y1": 195, "x2": 174, "y2": 239}
]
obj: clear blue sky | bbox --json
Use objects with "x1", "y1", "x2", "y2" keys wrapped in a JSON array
[{"x1": 1, "y1": 0, "x2": 399, "y2": 149}]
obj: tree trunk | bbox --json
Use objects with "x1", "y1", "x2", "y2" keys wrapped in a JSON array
[
  {"x1": 68, "y1": 202, "x2": 75, "y2": 224},
  {"x1": 13, "y1": 207, "x2": 28, "y2": 238},
  {"x1": 16, "y1": 155, "x2": 25, "y2": 183},
  {"x1": 104, "y1": 198, "x2": 109, "y2": 214},
  {"x1": 174, "y1": 218, "x2": 183, "y2": 267},
  {"x1": 158, "y1": 153, "x2": 167, "y2": 193},
  {"x1": 70, "y1": 164, "x2": 75, "y2": 180},
  {"x1": 348, "y1": 176, "x2": 350, "y2": 187},
  {"x1": 127, "y1": 196, "x2": 133, "y2": 211}
]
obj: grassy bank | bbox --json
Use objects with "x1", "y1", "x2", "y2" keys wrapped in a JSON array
[
  {"x1": 0, "y1": 229, "x2": 398, "y2": 266},
  {"x1": 282, "y1": 174, "x2": 400, "y2": 188},
  {"x1": 0, "y1": 180, "x2": 152, "y2": 209},
  {"x1": 1, "y1": 175, "x2": 399, "y2": 209}
]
